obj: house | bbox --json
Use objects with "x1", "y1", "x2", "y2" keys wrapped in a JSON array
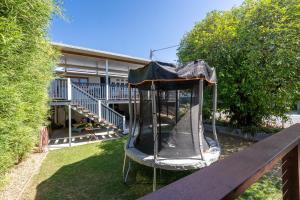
[{"x1": 49, "y1": 42, "x2": 150, "y2": 146}]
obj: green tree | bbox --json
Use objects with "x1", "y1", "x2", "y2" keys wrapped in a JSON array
[
  {"x1": 0, "y1": 0, "x2": 59, "y2": 186},
  {"x1": 178, "y1": 0, "x2": 300, "y2": 126}
]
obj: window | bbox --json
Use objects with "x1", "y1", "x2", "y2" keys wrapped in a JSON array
[{"x1": 70, "y1": 77, "x2": 88, "y2": 84}]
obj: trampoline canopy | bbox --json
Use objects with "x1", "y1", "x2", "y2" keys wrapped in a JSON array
[{"x1": 128, "y1": 59, "x2": 217, "y2": 87}]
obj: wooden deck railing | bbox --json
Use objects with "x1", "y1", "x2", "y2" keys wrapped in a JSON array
[{"x1": 140, "y1": 124, "x2": 300, "y2": 200}]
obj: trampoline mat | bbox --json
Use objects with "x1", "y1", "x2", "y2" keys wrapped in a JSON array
[{"x1": 135, "y1": 130, "x2": 201, "y2": 158}]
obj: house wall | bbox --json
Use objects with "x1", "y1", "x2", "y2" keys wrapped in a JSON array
[
  {"x1": 57, "y1": 106, "x2": 66, "y2": 126},
  {"x1": 58, "y1": 53, "x2": 143, "y2": 79},
  {"x1": 89, "y1": 76, "x2": 100, "y2": 84},
  {"x1": 56, "y1": 53, "x2": 141, "y2": 85}
]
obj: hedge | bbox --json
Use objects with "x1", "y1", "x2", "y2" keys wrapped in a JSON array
[{"x1": 0, "y1": 0, "x2": 58, "y2": 187}]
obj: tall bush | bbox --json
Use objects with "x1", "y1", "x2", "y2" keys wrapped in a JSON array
[
  {"x1": 0, "y1": 0, "x2": 58, "y2": 185},
  {"x1": 177, "y1": 0, "x2": 300, "y2": 126}
]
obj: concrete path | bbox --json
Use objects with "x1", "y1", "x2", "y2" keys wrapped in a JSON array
[{"x1": 0, "y1": 152, "x2": 47, "y2": 200}]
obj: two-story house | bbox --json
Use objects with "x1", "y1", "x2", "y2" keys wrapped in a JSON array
[{"x1": 49, "y1": 43, "x2": 150, "y2": 147}]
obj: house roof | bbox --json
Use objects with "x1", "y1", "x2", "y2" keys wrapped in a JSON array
[{"x1": 51, "y1": 42, "x2": 150, "y2": 65}]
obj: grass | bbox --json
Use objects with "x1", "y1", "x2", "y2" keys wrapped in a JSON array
[
  {"x1": 22, "y1": 138, "x2": 189, "y2": 200},
  {"x1": 22, "y1": 135, "x2": 281, "y2": 200}
]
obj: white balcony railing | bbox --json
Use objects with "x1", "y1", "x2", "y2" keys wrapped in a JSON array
[
  {"x1": 73, "y1": 82, "x2": 138, "y2": 100},
  {"x1": 49, "y1": 78, "x2": 68, "y2": 100}
]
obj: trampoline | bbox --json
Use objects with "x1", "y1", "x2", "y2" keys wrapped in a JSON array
[{"x1": 123, "y1": 60, "x2": 221, "y2": 190}]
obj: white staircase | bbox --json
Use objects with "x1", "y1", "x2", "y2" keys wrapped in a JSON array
[{"x1": 50, "y1": 78, "x2": 126, "y2": 132}]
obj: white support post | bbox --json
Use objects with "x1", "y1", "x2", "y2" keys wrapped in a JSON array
[
  {"x1": 98, "y1": 100, "x2": 102, "y2": 122},
  {"x1": 105, "y1": 59, "x2": 109, "y2": 102},
  {"x1": 67, "y1": 78, "x2": 72, "y2": 101},
  {"x1": 122, "y1": 115, "x2": 126, "y2": 133},
  {"x1": 68, "y1": 104, "x2": 72, "y2": 147}
]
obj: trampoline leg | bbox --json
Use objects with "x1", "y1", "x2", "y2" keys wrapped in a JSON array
[
  {"x1": 124, "y1": 160, "x2": 131, "y2": 183},
  {"x1": 122, "y1": 154, "x2": 127, "y2": 180},
  {"x1": 153, "y1": 167, "x2": 157, "y2": 191}
]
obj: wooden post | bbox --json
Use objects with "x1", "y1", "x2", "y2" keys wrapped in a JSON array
[
  {"x1": 54, "y1": 106, "x2": 58, "y2": 124},
  {"x1": 282, "y1": 145, "x2": 300, "y2": 200}
]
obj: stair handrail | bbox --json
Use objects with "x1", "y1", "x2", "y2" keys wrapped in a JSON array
[
  {"x1": 72, "y1": 83, "x2": 126, "y2": 131},
  {"x1": 71, "y1": 83, "x2": 99, "y2": 102}
]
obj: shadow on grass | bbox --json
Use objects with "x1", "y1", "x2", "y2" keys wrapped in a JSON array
[{"x1": 35, "y1": 139, "x2": 190, "y2": 200}]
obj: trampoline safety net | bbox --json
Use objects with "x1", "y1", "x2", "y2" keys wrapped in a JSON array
[{"x1": 134, "y1": 81, "x2": 209, "y2": 159}]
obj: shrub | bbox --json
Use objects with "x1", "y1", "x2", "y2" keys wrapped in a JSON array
[
  {"x1": 0, "y1": 0, "x2": 59, "y2": 185},
  {"x1": 177, "y1": 0, "x2": 300, "y2": 127}
]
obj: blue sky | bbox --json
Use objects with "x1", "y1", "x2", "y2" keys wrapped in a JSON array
[{"x1": 49, "y1": 0, "x2": 243, "y2": 62}]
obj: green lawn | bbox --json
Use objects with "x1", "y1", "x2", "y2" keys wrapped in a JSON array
[
  {"x1": 22, "y1": 136, "x2": 281, "y2": 200},
  {"x1": 22, "y1": 138, "x2": 189, "y2": 200}
]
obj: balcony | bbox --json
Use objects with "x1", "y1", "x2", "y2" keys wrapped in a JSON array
[{"x1": 49, "y1": 78, "x2": 137, "y2": 103}]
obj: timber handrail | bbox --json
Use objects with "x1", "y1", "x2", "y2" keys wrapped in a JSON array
[{"x1": 140, "y1": 124, "x2": 300, "y2": 200}]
